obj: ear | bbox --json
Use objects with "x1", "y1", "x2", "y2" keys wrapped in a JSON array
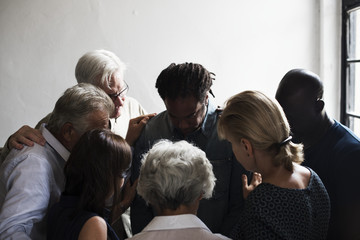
[
  {"x1": 241, "y1": 138, "x2": 254, "y2": 157},
  {"x1": 315, "y1": 99, "x2": 325, "y2": 113},
  {"x1": 60, "y1": 122, "x2": 76, "y2": 147},
  {"x1": 198, "y1": 192, "x2": 204, "y2": 201},
  {"x1": 205, "y1": 94, "x2": 209, "y2": 106}
]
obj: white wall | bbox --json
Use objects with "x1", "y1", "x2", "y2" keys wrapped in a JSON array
[{"x1": 0, "y1": 0, "x2": 341, "y2": 144}]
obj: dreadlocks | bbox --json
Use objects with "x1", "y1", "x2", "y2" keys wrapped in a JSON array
[{"x1": 155, "y1": 62, "x2": 215, "y2": 102}]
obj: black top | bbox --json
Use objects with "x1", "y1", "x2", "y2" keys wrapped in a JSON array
[
  {"x1": 230, "y1": 168, "x2": 330, "y2": 240},
  {"x1": 47, "y1": 195, "x2": 119, "y2": 240},
  {"x1": 302, "y1": 121, "x2": 360, "y2": 239}
]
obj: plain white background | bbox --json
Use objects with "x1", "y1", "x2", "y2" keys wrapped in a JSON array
[{"x1": 0, "y1": 0, "x2": 341, "y2": 144}]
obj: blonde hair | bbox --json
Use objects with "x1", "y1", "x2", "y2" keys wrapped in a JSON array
[{"x1": 218, "y1": 90, "x2": 303, "y2": 171}]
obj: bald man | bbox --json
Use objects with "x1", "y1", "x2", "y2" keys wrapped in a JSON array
[{"x1": 276, "y1": 69, "x2": 360, "y2": 240}]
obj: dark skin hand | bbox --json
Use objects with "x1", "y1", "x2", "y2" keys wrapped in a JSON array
[
  {"x1": 125, "y1": 113, "x2": 156, "y2": 146},
  {"x1": 111, "y1": 178, "x2": 139, "y2": 225}
]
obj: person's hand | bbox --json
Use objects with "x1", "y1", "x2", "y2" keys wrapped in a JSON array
[
  {"x1": 242, "y1": 172, "x2": 262, "y2": 199},
  {"x1": 125, "y1": 113, "x2": 156, "y2": 146},
  {"x1": 121, "y1": 178, "x2": 139, "y2": 208},
  {"x1": 8, "y1": 125, "x2": 46, "y2": 150},
  {"x1": 111, "y1": 178, "x2": 139, "y2": 224}
]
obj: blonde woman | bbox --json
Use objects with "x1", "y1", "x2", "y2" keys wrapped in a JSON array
[{"x1": 218, "y1": 90, "x2": 330, "y2": 240}]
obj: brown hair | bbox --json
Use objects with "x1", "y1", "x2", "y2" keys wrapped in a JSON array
[{"x1": 63, "y1": 128, "x2": 132, "y2": 217}]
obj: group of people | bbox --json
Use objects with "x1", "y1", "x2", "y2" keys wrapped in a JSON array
[{"x1": 0, "y1": 49, "x2": 359, "y2": 240}]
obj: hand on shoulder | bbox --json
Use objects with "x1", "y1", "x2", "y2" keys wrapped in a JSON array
[
  {"x1": 125, "y1": 113, "x2": 157, "y2": 146},
  {"x1": 8, "y1": 125, "x2": 46, "y2": 150}
]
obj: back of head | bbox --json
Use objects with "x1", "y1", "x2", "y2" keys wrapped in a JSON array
[
  {"x1": 137, "y1": 140, "x2": 216, "y2": 211},
  {"x1": 275, "y1": 68, "x2": 324, "y2": 102},
  {"x1": 218, "y1": 90, "x2": 303, "y2": 171},
  {"x1": 75, "y1": 49, "x2": 126, "y2": 87},
  {"x1": 275, "y1": 69, "x2": 326, "y2": 139},
  {"x1": 63, "y1": 129, "x2": 132, "y2": 215},
  {"x1": 155, "y1": 62, "x2": 214, "y2": 102},
  {"x1": 47, "y1": 83, "x2": 114, "y2": 135}
]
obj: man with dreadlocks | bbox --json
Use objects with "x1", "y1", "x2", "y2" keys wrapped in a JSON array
[{"x1": 130, "y1": 63, "x2": 250, "y2": 237}]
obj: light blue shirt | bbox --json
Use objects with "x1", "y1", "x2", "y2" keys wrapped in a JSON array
[{"x1": 0, "y1": 124, "x2": 69, "y2": 240}]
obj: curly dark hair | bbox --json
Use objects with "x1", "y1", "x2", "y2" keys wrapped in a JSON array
[{"x1": 155, "y1": 62, "x2": 215, "y2": 102}]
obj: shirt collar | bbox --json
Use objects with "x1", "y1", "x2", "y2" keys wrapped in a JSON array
[
  {"x1": 201, "y1": 100, "x2": 218, "y2": 138},
  {"x1": 142, "y1": 214, "x2": 211, "y2": 232},
  {"x1": 40, "y1": 123, "x2": 70, "y2": 161}
]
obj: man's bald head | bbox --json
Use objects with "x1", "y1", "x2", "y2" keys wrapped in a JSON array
[
  {"x1": 275, "y1": 69, "x2": 326, "y2": 142},
  {"x1": 276, "y1": 69, "x2": 323, "y2": 102}
]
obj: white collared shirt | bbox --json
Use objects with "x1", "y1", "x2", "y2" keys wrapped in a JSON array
[
  {"x1": 127, "y1": 214, "x2": 231, "y2": 240},
  {"x1": 0, "y1": 124, "x2": 69, "y2": 240}
]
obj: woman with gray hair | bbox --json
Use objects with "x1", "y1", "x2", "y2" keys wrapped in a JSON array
[{"x1": 128, "y1": 140, "x2": 230, "y2": 240}]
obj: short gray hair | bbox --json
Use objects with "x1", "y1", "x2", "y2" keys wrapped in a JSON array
[
  {"x1": 47, "y1": 83, "x2": 114, "y2": 135},
  {"x1": 75, "y1": 49, "x2": 126, "y2": 87},
  {"x1": 137, "y1": 140, "x2": 216, "y2": 211}
]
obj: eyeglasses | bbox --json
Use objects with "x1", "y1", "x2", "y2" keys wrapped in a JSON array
[{"x1": 108, "y1": 82, "x2": 129, "y2": 101}]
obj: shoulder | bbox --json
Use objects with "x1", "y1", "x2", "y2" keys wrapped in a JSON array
[
  {"x1": 187, "y1": 228, "x2": 231, "y2": 240},
  {"x1": 2, "y1": 145, "x2": 52, "y2": 173},
  {"x1": 292, "y1": 164, "x2": 311, "y2": 188},
  {"x1": 332, "y1": 121, "x2": 360, "y2": 146},
  {"x1": 78, "y1": 216, "x2": 107, "y2": 240},
  {"x1": 142, "y1": 110, "x2": 169, "y2": 134},
  {"x1": 134, "y1": 111, "x2": 170, "y2": 149},
  {"x1": 307, "y1": 168, "x2": 325, "y2": 189},
  {"x1": 125, "y1": 96, "x2": 147, "y2": 114},
  {"x1": 315, "y1": 121, "x2": 360, "y2": 162},
  {"x1": 125, "y1": 96, "x2": 141, "y2": 105},
  {"x1": 199, "y1": 230, "x2": 231, "y2": 240}
]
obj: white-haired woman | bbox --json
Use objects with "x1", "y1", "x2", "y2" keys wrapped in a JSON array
[
  {"x1": 217, "y1": 90, "x2": 330, "y2": 240},
  {"x1": 128, "y1": 140, "x2": 230, "y2": 240}
]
